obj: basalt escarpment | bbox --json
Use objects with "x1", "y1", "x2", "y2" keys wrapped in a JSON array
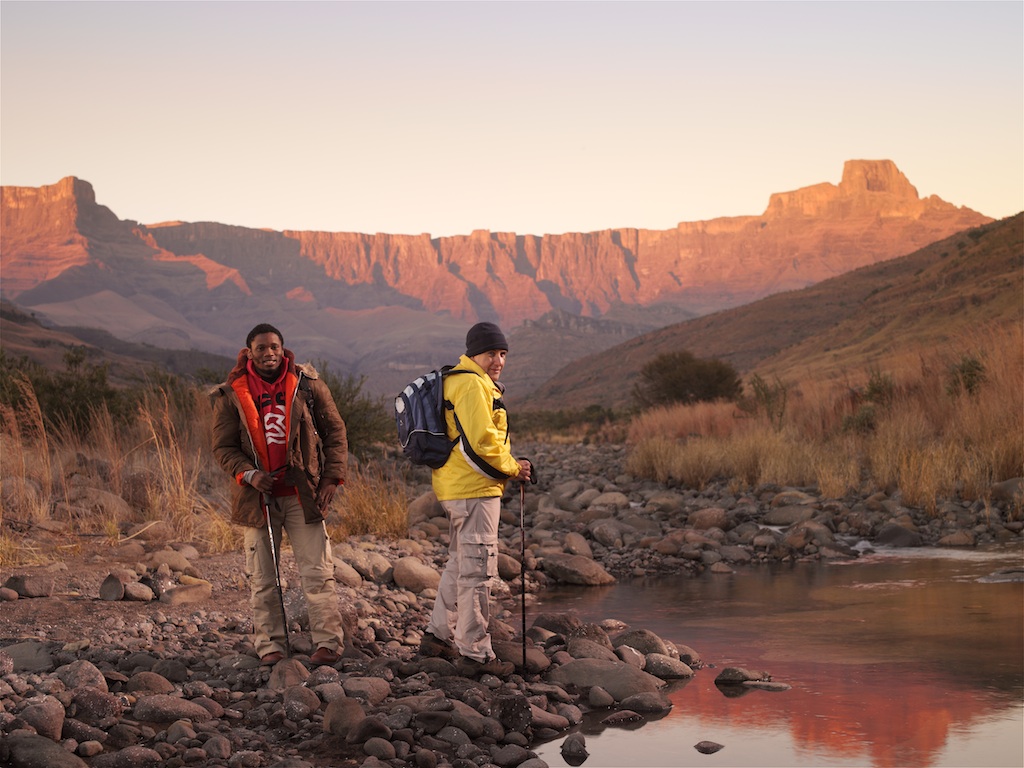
[{"x1": 0, "y1": 161, "x2": 991, "y2": 398}]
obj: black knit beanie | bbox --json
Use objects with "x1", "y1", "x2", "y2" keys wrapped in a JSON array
[{"x1": 465, "y1": 322, "x2": 509, "y2": 357}]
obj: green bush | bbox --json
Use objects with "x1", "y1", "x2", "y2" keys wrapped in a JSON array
[
  {"x1": 946, "y1": 355, "x2": 986, "y2": 398},
  {"x1": 511, "y1": 405, "x2": 623, "y2": 438},
  {"x1": 864, "y1": 369, "x2": 896, "y2": 406},
  {"x1": 633, "y1": 351, "x2": 742, "y2": 409},
  {"x1": 314, "y1": 361, "x2": 393, "y2": 459},
  {"x1": 0, "y1": 347, "x2": 135, "y2": 436},
  {"x1": 842, "y1": 403, "x2": 878, "y2": 435}
]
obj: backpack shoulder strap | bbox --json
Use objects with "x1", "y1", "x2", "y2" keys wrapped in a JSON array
[
  {"x1": 439, "y1": 367, "x2": 476, "y2": 439},
  {"x1": 440, "y1": 368, "x2": 510, "y2": 480},
  {"x1": 297, "y1": 373, "x2": 325, "y2": 437}
]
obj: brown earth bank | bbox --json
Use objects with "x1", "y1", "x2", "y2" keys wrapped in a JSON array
[{"x1": 2, "y1": 443, "x2": 1022, "y2": 768}]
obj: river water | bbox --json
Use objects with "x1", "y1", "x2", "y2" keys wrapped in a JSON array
[{"x1": 529, "y1": 544, "x2": 1024, "y2": 768}]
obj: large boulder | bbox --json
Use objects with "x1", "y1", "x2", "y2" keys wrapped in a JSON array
[
  {"x1": 407, "y1": 491, "x2": 443, "y2": 526},
  {"x1": 875, "y1": 522, "x2": 923, "y2": 547},
  {"x1": 3, "y1": 574, "x2": 54, "y2": 598},
  {"x1": 0, "y1": 732, "x2": 88, "y2": 768},
  {"x1": 687, "y1": 507, "x2": 729, "y2": 530},
  {"x1": 392, "y1": 556, "x2": 440, "y2": 593},
  {"x1": 541, "y1": 553, "x2": 614, "y2": 586},
  {"x1": 132, "y1": 694, "x2": 213, "y2": 723},
  {"x1": 335, "y1": 544, "x2": 393, "y2": 582},
  {"x1": 562, "y1": 531, "x2": 593, "y2": 558},
  {"x1": 612, "y1": 628, "x2": 674, "y2": 658},
  {"x1": 17, "y1": 694, "x2": 65, "y2": 740},
  {"x1": 547, "y1": 658, "x2": 664, "y2": 702},
  {"x1": 586, "y1": 518, "x2": 634, "y2": 548}
]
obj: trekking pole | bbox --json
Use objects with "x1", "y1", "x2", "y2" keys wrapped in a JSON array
[
  {"x1": 262, "y1": 492, "x2": 291, "y2": 658},
  {"x1": 519, "y1": 481, "x2": 527, "y2": 670}
]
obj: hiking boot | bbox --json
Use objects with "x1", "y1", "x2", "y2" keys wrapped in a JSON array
[
  {"x1": 309, "y1": 646, "x2": 341, "y2": 665},
  {"x1": 456, "y1": 655, "x2": 514, "y2": 678},
  {"x1": 418, "y1": 632, "x2": 459, "y2": 660},
  {"x1": 260, "y1": 651, "x2": 285, "y2": 666}
]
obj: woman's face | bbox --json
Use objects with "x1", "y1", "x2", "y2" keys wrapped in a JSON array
[{"x1": 470, "y1": 349, "x2": 507, "y2": 381}]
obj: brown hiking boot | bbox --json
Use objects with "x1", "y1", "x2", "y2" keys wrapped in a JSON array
[
  {"x1": 456, "y1": 655, "x2": 514, "y2": 678},
  {"x1": 309, "y1": 646, "x2": 340, "y2": 665},
  {"x1": 418, "y1": 632, "x2": 459, "y2": 660}
]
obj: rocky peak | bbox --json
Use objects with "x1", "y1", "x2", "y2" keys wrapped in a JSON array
[
  {"x1": 840, "y1": 159, "x2": 918, "y2": 197},
  {"x1": 764, "y1": 159, "x2": 937, "y2": 219}
]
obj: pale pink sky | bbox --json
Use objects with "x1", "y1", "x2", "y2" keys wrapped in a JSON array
[{"x1": 2, "y1": 1, "x2": 1021, "y2": 237}]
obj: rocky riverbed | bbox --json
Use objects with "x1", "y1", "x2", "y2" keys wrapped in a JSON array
[{"x1": 2, "y1": 442, "x2": 1021, "y2": 767}]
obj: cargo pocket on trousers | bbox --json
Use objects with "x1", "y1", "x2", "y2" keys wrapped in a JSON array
[
  {"x1": 464, "y1": 542, "x2": 498, "y2": 580},
  {"x1": 244, "y1": 542, "x2": 259, "y2": 582}
]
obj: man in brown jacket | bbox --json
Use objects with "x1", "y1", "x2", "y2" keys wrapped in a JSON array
[{"x1": 211, "y1": 323, "x2": 348, "y2": 666}]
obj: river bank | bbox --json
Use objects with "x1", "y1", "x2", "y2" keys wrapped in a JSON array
[{"x1": 2, "y1": 442, "x2": 1021, "y2": 767}]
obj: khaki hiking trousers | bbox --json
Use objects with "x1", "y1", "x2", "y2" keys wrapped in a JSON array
[
  {"x1": 243, "y1": 494, "x2": 345, "y2": 658},
  {"x1": 426, "y1": 496, "x2": 501, "y2": 662}
]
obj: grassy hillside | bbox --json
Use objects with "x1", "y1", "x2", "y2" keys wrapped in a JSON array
[
  {"x1": 0, "y1": 301, "x2": 235, "y2": 384},
  {"x1": 525, "y1": 214, "x2": 1023, "y2": 411}
]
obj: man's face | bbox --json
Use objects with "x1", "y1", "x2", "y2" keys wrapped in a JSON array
[
  {"x1": 247, "y1": 332, "x2": 284, "y2": 377},
  {"x1": 470, "y1": 349, "x2": 507, "y2": 382}
]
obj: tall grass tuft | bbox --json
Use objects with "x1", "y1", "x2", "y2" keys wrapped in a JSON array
[
  {"x1": 812, "y1": 436, "x2": 863, "y2": 499},
  {"x1": 329, "y1": 463, "x2": 409, "y2": 540},
  {"x1": 200, "y1": 506, "x2": 244, "y2": 554},
  {"x1": 0, "y1": 374, "x2": 54, "y2": 523},
  {"x1": 136, "y1": 389, "x2": 205, "y2": 541},
  {"x1": 627, "y1": 324, "x2": 1023, "y2": 513}
]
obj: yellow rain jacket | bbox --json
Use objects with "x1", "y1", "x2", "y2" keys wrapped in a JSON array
[{"x1": 431, "y1": 355, "x2": 522, "y2": 501}]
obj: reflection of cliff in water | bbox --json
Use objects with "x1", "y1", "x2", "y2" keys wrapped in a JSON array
[
  {"x1": 534, "y1": 545, "x2": 1024, "y2": 768},
  {"x1": 671, "y1": 663, "x2": 1002, "y2": 768}
]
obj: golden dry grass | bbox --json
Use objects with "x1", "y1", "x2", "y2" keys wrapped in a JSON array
[
  {"x1": 627, "y1": 325, "x2": 1023, "y2": 510},
  {"x1": 0, "y1": 381, "x2": 405, "y2": 565},
  {"x1": 328, "y1": 463, "x2": 409, "y2": 540}
]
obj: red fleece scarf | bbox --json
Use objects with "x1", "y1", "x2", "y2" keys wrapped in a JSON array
[{"x1": 232, "y1": 359, "x2": 298, "y2": 496}]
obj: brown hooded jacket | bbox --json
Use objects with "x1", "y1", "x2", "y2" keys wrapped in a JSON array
[{"x1": 210, "y1": 349, "x2": 348, "y2": 527}]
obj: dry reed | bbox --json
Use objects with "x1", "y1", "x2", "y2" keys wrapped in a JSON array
[
  {"x1": 328, "y1": 463, "x2": 409, "y2": 540},
  {"x1": 627, "y1": 324, "x2": 1023, "y2": 513}
]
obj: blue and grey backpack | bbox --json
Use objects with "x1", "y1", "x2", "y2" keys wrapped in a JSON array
[{"x1": 394, "y1": 366, "x2": 472, "y2": 468}]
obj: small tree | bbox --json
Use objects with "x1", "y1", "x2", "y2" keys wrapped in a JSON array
[{"x1": 633, "y1": 351, "x2": 743, "y2": 409}]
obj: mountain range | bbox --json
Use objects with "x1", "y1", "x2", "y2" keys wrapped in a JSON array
[
  {"x1": 0, "y1": 160, "x2": 994, "y2": 401},
  {"x1": 527, "y1": 213, "x2": 1022, "y2": 410}
]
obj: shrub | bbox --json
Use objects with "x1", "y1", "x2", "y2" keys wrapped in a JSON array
[
  {"x1": 0, "y1": 348, "x2": 134, "y2": 436},
  {"x1": 864, "y1": 369, "x2": 896, "y2": 407},
  {"x1": 633, "y1": 351, "x2": 742, "y2": 409},
  {"x1": 741, "y1": 373, "x2": 788, "y2": 431},
  {"x1": 512, "y1": 405, "x2": 624, "y2": 443},
  {"x1": 624, "y1": 324, "x2": 1022, "y2": 511},
  {"x1": 946, "y1": 355, "x2": 986, "y2": 398},
  {"x1": 314, "y1": 361, "x2": 394, "y2": 459}
]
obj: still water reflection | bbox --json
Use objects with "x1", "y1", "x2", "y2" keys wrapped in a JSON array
[{"x1": 530, "y1": 545, "x2": 1023, "y2": 768}]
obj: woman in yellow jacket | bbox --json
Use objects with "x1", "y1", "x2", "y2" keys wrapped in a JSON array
[{"x1": 421, "y1": 322, "x2": 531, "y2": 676}]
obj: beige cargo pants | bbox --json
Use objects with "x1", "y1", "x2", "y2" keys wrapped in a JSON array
[
  {"x1": 426, "y1": 496, "x2": 501, "y2": 662},
  {"x1": 244, "y1": 494, "x2": 345, "y2": 658}
]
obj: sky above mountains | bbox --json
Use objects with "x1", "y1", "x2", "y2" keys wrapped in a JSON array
[{"x1": 2, "y1": 1, "x2": 1021, "y2": 237}]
